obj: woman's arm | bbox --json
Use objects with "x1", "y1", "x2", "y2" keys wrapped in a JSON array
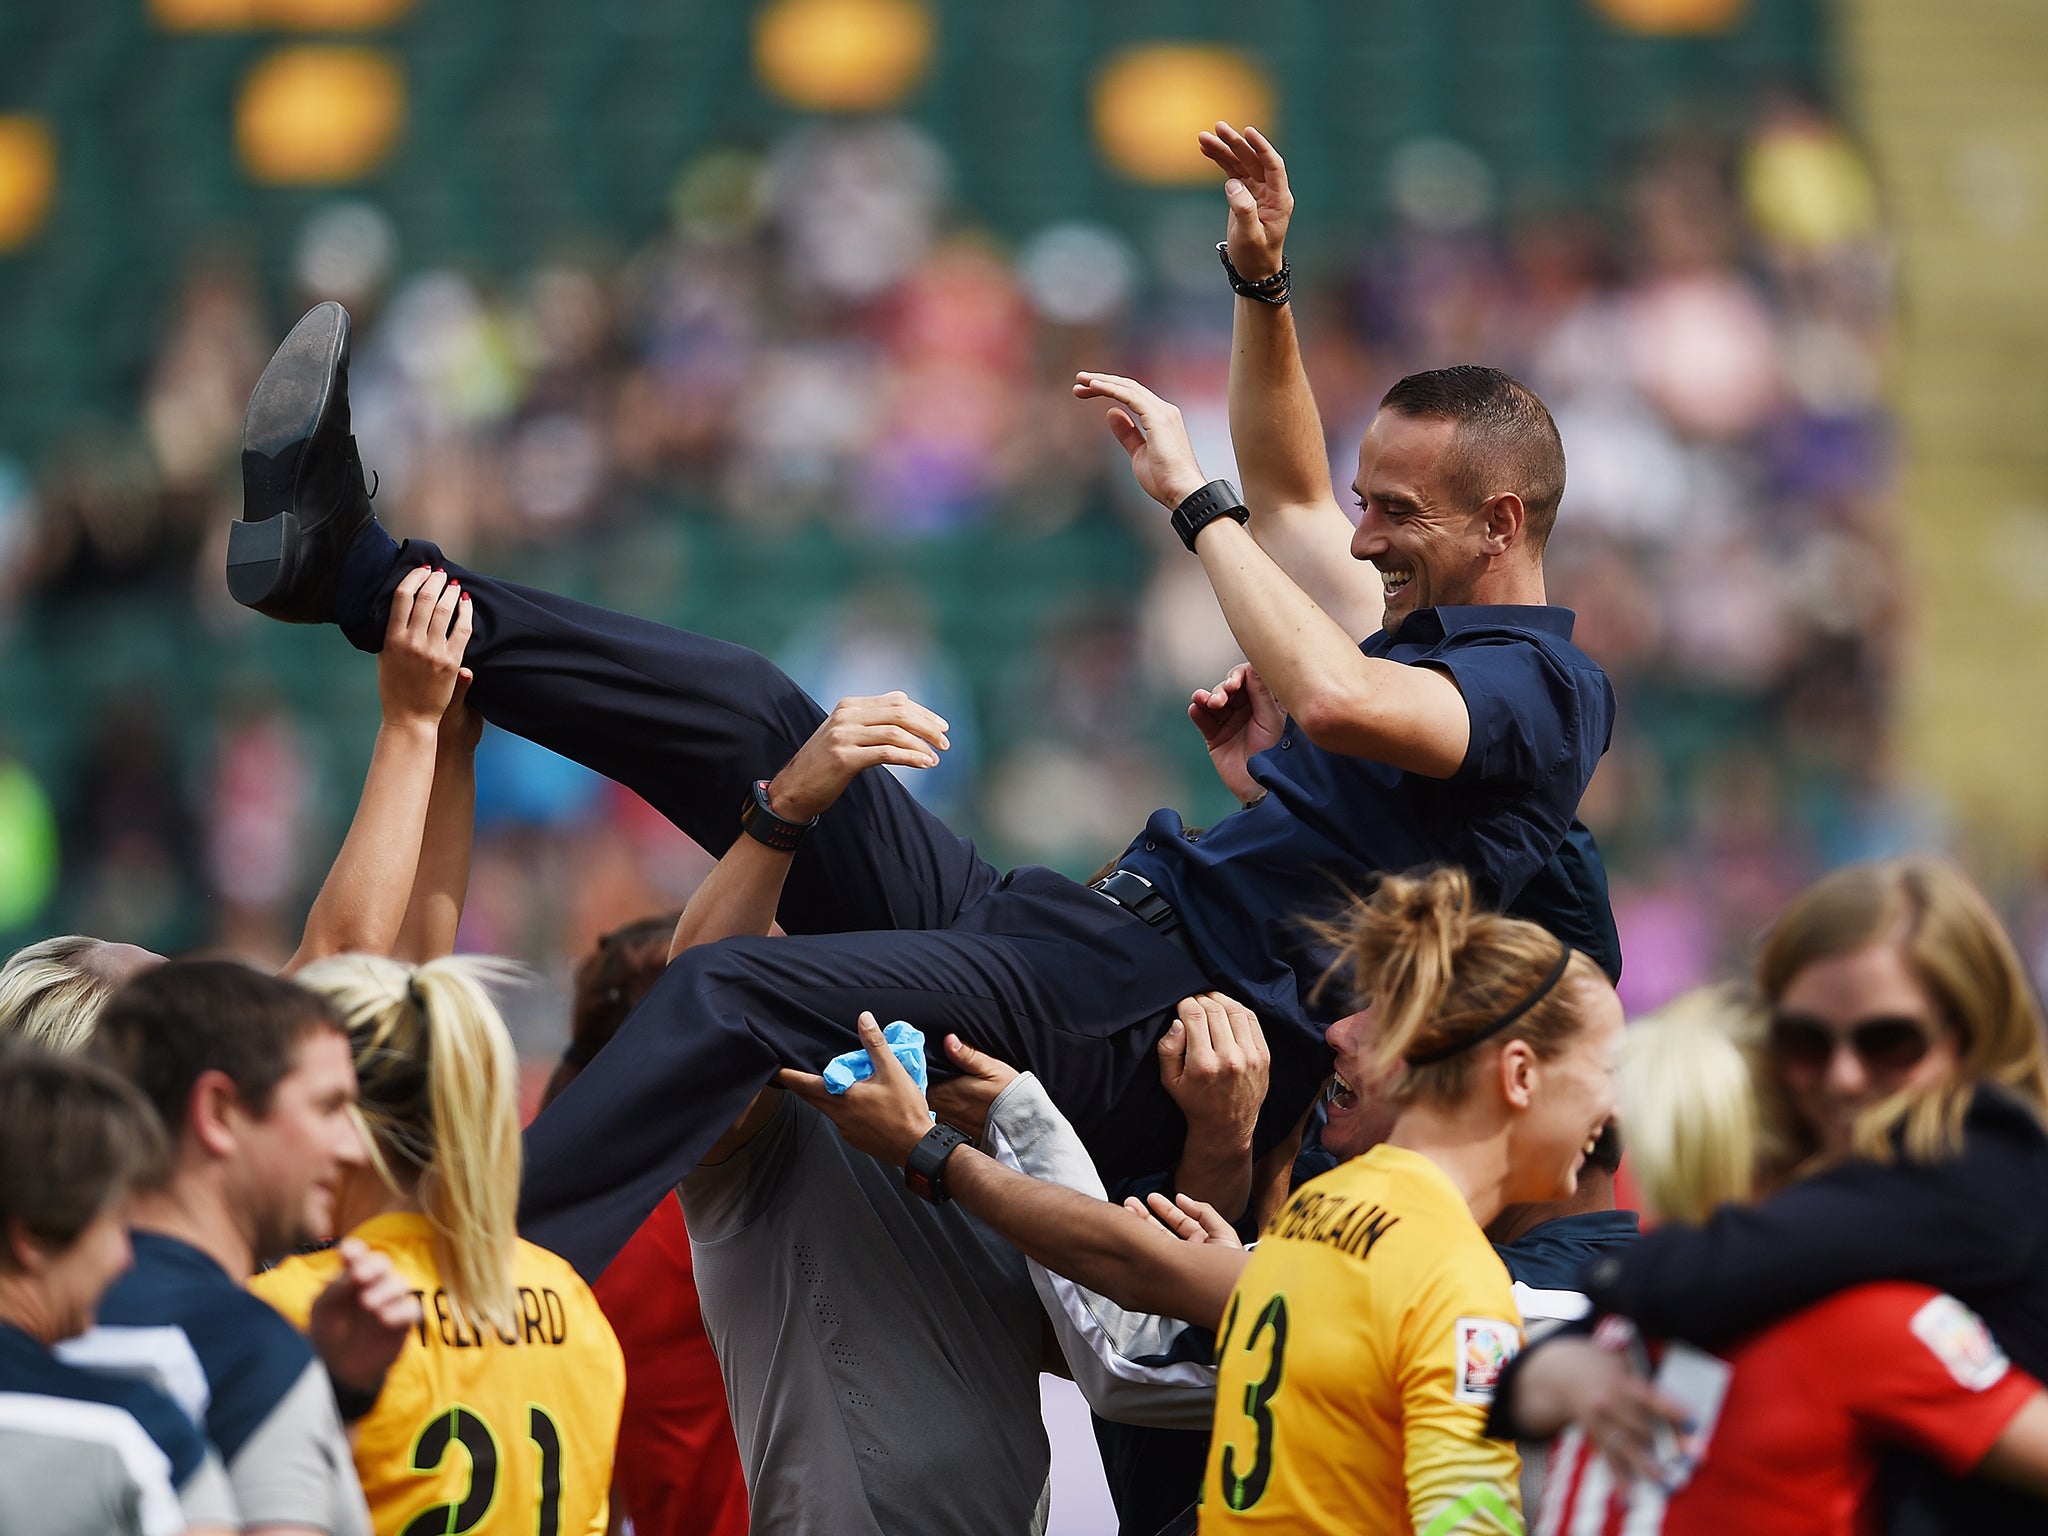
[
  {"x1": 1977, "y1": 1393, "x2": 2048, "y2": 1497},
  {"x1": 284, "y1": 569, "x2": 471, "y2": 974},
  {"x1": 392, "y1": 674, "x2": 481, "y2": 963},
  {"x1": 1588, "y1": 1110, "x2": 2036, "y2": 1347},
  {"x1": 783, "y1": 1012, "x2": 1248, "y2": 1326}
]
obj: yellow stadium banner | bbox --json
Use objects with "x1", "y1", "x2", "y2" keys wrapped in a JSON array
[
  {"x1": 1591, "y1": 0, "x2": 1749, "y2": 34},
  {"x1": 152, "y1": 0, "x2": 414, "y2": 28},
  {"x1": 237, "y1": 46, "x2": 405, "y2": 185},
  {"x1": 1093, "y1": 44, "x2": 1274, "y2": 187},
  {"x1": 0, "y1": 116, "x2": 55, "y2": 251},
  {"x1": 755, "y1": 0, "x2": 933, "y2": 113}
]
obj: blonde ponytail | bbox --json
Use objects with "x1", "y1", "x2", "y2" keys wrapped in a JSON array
[
  {"x1": 1320, "y1": 867, "x2": 1602, "y2": 1107},
  {"x1": 295, "y1": 953, "x2": 524, "y2": 1339}
]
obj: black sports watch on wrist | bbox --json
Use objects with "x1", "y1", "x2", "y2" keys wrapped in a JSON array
[
  {"x1": 1171, "y1": 478, "x2": 1250, "y2": 553},
  {"x1": 739, "y1": 778, "x2": 819, "y2": 852},
  {"x1": 904, "y1": 1121, "x2": 972, "y2": 1203}
]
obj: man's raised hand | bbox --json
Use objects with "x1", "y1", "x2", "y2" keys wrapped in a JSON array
[
  {"x1": 768, "y1": 692, "x2": 950, "y2": 823},
  {"x1": 777, "y1": 1010, "x2": 935, "y2": 1166},
  {"x1": 380, "y1": 566, "x2": 473, "y2": 729},
  {"x1": 1160, "y1": 991, "x2": 1270, "y2": 1153},
  {"x1": 1071, "y1": 372, "x2": 1210, "y2": 513},
  {"x1": 1190, "y1": 663, "x2": 1284, "y2": 805},
  {"x1": 1197, "y1": 122, "x2": 1293, "y2": 282}
]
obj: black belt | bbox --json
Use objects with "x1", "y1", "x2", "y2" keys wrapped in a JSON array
[{"x1": 1090, "y1": 868, "x2": 1193, "y2": 957}]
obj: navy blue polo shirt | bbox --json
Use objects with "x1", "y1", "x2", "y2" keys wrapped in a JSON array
[
  {"x1": 0, "y1": 1321, "x2": 217, "y2": 1535},
  {"x1": 1116, "y1": 604, "x2": 1615, "y2": 1044},
  {"x1": 60, "y1": 1228, "x2": 369, "y2": 1533},
  {"x1": 1495, "y1": 1208, "x2": 1642, "y2": 1291}
]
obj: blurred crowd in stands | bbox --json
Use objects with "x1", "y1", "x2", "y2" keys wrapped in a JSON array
[{"x1": 0, "y1": 94, "x2": 1990, "y2": 1046}]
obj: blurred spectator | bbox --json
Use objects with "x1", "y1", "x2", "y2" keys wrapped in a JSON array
[
  {"x1": 779, "y1": 584, "x2": 980, "y2": 819},
  {"x1": 60, "y1": 696, "x2": 197, "y2": 954},
  {"x1": 204, "y1": 691, "x2": 317, "y2": 963}
]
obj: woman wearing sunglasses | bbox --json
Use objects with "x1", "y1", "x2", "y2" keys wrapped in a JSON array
[
  {"x1": 1578, "y1": 856, "x2": 2048, "y2": 1535},
  {"x1": 1500, "y1": 1001, "x2": 2048, "y2": 1534}
]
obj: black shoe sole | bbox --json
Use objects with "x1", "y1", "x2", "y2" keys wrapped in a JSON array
[{"x1": 228, "y1": 301, "x2": 350, "y2": 614}]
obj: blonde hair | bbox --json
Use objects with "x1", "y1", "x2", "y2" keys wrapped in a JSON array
[
  {"x1": 294, "y1": 954, "x2": 524, "y2": 1337},
  {"x1": 0, "y1": 937, "x2": 127, "y2": 1054},
  {"x1": 1321, "y1": 867, "x2": 1609, "y2": 1107},
  {"x1": 1619, "y1": 988, "x2": 1760, "y2": 1225},
  {"x1": 1760, "y1": 857, "x2": 2048, "y2": 1169}
]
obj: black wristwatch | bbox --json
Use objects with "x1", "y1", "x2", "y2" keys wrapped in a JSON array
[
  {"x1": 904, "y1": 1121, "x2": 972, "y2": 1203},
  {"x1": 1170, "y1": 479, "x2": 1250, "y2": 553},
  {"x1": 739, "y1": 779, "x2": 819, "y2": 852}
]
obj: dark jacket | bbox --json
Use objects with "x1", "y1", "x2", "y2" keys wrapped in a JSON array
[{"x1": 1583, "y1": 1084, "x2": 2048, "y2": 1536}]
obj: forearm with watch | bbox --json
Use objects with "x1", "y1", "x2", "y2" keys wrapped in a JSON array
[
  {"x1": 666, "y1": 775, "x2": 815, "y2": 960},
  {"x1": 902, "y1": 1132, "x2": 1242, "y2": 1326}
]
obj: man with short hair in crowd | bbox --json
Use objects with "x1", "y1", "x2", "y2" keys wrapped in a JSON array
[
  {"x1": 68, "y1": 960, "x2": 387, "y2": 1536},
  {"x1": 0, "y1": 1043, "x2": 240, "y2": 1536}
]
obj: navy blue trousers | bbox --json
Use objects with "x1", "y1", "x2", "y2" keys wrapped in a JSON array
[{"x1": 345, "y1": 534, "x2": 1227, "y2": 1279}]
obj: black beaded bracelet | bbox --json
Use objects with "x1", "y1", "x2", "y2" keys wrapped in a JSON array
[{"x1": 1218, "y1": 242, "x2": 1291, "y2": 305}]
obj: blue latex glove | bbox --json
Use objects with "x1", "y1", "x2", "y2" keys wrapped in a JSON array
[{"x1": 822, "y1": 1021, "x2": 929, "y2": 1095}]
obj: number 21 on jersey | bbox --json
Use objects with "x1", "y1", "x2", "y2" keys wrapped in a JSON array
[{"x1": 400, "y1": 1403, "x2": 567, "y2": 1536}]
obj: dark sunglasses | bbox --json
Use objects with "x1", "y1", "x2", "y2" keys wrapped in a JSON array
[{"x1": 1768, "y1": 1013, "x2": 1936, "y2": 1076}]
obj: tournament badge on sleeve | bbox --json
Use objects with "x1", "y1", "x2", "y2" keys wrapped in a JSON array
[
  {"x1": 1453, "y1": 1317, "x2": 1523, "y2": 1404},
  {"x1": 1910, "y1": 1293, "x2": 2012, "y2": 1391}
]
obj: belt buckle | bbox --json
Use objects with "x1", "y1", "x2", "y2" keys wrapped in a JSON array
[{"x1": 1092, "y1": 868, "x2": 1155, "y2": 905}]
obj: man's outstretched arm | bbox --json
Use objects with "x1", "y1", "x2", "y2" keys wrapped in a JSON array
[
  {"x1": 782, "y1": 1012, "x2": 1248, "y2": 1326},
  {"x1": 666, "y1": 691, "x2": 950, "y2": 961},
  {"x1": 1074, "y1": 368, "x2": 1471, "y2": 778},
  {"x1": 1203, "y1": 122, "x2": 1384, "y2": 640},
  {"x1": 674, "y1": 693, "x2": 951, "y2": 1164}
]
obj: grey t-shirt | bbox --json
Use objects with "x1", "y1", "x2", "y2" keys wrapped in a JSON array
[{"x1": 682, "y1": 1095, "x2": 1051, "y2": 1536}]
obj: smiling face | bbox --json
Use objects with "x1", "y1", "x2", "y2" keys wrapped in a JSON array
[
  {"x1": 1322, "y1": 1005, "x2": 1404, "y2": 1162},
  {"x1": 226, "y1": 1029, "x2": 366, "y2": 1264},
  {"x1": 1501, "y1": 977, "x2": 1627, "y2": 1206},
  {"x1": 1772, "y1": 942, "x2": 1959, "y2": 1160},
  {"x1": 1350, "y1": 411, "x2": 1496, "y2": 632}
]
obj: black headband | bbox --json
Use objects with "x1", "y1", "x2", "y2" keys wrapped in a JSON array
[{"x1": 1403, "y1": 941, "x2": 1575, "y2": 1067}]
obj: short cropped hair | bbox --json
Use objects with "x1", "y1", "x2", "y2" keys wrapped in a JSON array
[
  {"x1": 0, "y1": 935, "x2": 127, "y2": 1053},
  {"x1": 0, "y1": 1043, "x2": 167, "y2": 1264},
  {"x1": 88, "y1": 961, "x2": 343, "y2": 1146},
  {"x1": 1380, "y1": 366, "x2": 1567, "y2": 549}
]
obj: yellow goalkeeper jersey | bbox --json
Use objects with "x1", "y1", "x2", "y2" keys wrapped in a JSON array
[
  {"x1": 1201, "y1": 1144, "x2": 1525, "y2": 1536},
  {"x1": 254, "y1": 1211, "x2": 625, "y2": 1536}
]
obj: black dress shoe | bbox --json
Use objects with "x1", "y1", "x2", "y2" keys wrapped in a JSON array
[{"x1": 228, "y1": 300, "x2": 377, "y2": 623}]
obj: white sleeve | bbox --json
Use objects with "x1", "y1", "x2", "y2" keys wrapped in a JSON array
[{"x1": 982, "y1": 1074, "x2": 1218, "y2": 1432}]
